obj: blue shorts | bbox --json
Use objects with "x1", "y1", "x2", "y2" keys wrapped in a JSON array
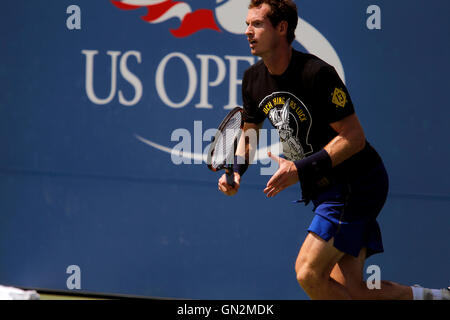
[{"x1": 307, "y1": 162, "x2": 389, "y2": 258}]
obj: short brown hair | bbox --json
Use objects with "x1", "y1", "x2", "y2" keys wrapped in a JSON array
[{"x1": 249, "y1": 0, "x2": 298, "y2": 44}]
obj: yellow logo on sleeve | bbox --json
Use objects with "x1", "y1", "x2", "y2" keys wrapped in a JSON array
[{"x1": 331, "y1": 88, "x2": 347, "y2": 108}]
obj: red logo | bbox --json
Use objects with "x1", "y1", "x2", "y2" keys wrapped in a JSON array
[{"x1": 111, "y1": 0, "x2": 221, "y2": 38}]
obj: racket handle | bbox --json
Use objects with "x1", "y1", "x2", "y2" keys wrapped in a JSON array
[{"x1": 225, "y1": 169, "x2": 235, "y2": 187}]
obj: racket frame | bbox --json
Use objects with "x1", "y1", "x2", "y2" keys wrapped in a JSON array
[{"x1": 207, "y1": 107, "x2": 244, "y2": 187}]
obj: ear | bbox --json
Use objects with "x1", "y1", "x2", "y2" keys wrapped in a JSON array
[{"x1": 278, "y1": 20, "x2": 288, "y2": 36}]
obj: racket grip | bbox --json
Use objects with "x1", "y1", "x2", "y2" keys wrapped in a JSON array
[{"x1": 225, "y1": 169, "x2": 235, "y2": 187}]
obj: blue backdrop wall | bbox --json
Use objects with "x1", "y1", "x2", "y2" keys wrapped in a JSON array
[{"x1": 0, "y1": 0, "x2": 449, "y2": 299}]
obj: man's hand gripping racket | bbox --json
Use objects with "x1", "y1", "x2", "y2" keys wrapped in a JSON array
[{"x1": 207, "y1": 107, "x2": 244, "y2": 195}]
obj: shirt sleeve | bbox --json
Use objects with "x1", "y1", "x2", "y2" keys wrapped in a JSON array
[
  {"x1": 242, "y1": 69, "x2": 266, "y2": 124},
  {"x1": 313, "y1": 65, "x2": 355, "y2": 124}
]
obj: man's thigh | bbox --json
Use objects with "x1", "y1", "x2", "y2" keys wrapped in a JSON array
[
  {"x1": 330, "y1": 247, "x2": 367, "y2": 288},
  {"x1": 295, "y1": 232, "x2": 346, "y2": 277}
]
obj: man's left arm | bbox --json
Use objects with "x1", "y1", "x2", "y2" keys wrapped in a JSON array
[
  {"x1": 265, "y1": 65, "x2": 365, "y2": 198},
  {"x1": 263, "y1": 113, "x2": 366, "y2": 198},
  {"x1": 324, "y1": 113, "x2": 366, "y2": 167}
]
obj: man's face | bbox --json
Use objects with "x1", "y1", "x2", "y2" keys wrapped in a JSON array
[{"x1": 245, "y1": 3, "x2": 280, "y2": 58}]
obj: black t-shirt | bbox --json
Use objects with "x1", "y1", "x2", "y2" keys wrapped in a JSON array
[{"x1": 242, "y1": 49, "x2": 381, "y2": 180}]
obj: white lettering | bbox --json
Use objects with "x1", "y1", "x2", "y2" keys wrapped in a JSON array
[
  {"x1": 155, "y1": 52, "x2": 197, "y2": 108},
  {"x1": 221, "y1": 304, "x2": 274, "y2": 315},
  {"x1": 82, "y1": 50, "x2": 143, "y2": 106},
  {"x1": 195, "y1": 54, "x2": 226, "y2": 109},
  {"x1": 82, "y1": 50, "x2": 120, "y2": 105},
  {"x1": 193, "y1": 120, "x2": 204, "y2": 164},
  {"x1": 224, "y1": 55, "x2": 254, "y2": 109},
  {"x1": 118, "y1": 51, "x2": 143, "y2": 106},
  {"x1": 66, "y1": 265, "x2": 81, "y2": 290},
  {"x1": 155, "y1": 52, "x2": 254, "y2": 110},
  {"x1": 260, "y1": 129, "x2": 281, "y2": 176},
  {"x1": 366, "y1": 5, "x2": 382, "y2": 30},
  {"x1": 66, "y1": 5, "x2": 81, "y2": 30},
  {"x1": 366, "y1": 264, "x2": 381, "y2": 289},
  {"x1": 171, "y1": 128, "x2": 192, "y2": 165}
]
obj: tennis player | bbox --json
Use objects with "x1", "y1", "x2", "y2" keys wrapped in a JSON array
[{"x1": 218, "y1": 0, "x2": 449, "y2": 300}]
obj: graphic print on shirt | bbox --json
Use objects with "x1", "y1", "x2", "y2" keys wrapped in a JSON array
[{"x1": 259, "y1": 92, "x2": 313, "y2": 161}]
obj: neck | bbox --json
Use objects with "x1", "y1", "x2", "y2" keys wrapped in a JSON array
[{"x1": 263, "y1": 45, "x2": 293, "y2": 75}]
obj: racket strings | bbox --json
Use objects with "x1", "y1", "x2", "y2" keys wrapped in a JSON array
[{"x1": 211, "y1": 112, "x2": 242, "y2": 169}]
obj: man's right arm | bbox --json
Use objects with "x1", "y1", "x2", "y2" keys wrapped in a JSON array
[
  {"x1": 235, "y1": 121, "x2": 263, "y2": 166},
  {"x1": 218, "y1": 121, "x2": 263, "y2": 196}
]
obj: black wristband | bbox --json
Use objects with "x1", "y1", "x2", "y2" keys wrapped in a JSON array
[
  {"x1": 294, "y1": 149, "x2": 332, "y2": 179},
  {"x1": 294, "y1": 149, "x2": 332, "y2": 202},
  {"x1": 232, "y1": 155, "x2": 249, "y2": 177}
]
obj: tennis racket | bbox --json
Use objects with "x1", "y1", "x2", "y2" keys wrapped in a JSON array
[{"x1": 207, "y1": 107, "x2": 244, "y2": 187}]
